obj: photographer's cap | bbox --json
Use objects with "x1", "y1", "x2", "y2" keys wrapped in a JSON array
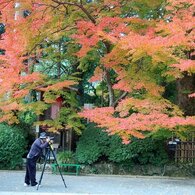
[{"x1": 39, "y1": 132, "x2": 47, "y2": 139}]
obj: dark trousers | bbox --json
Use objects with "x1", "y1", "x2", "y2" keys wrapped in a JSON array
[{"x1": 25, "y1": 157, "x2": 38, "y2": 186}]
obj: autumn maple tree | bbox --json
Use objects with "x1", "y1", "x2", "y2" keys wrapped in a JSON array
[
  {"x1": 75, "y1": 0, "x2": 195, "y2": 143},
  {"x1": 0, "y1": 0, "x2": 82, "y2": 132},
  {"x1": 0, "y1": 0, "x2": 194, "y2": 142},
  {"x1": 77, "y1": 0, "x2": 195, "y2": 143}
]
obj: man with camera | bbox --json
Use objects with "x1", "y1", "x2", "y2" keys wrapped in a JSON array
[{"x1": 24, "y1": 132, "x2": 52, "y2": 187}]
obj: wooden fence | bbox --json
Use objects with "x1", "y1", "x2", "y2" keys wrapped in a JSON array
[
  {"x1": 175, "y1": 141, "x2": 195, "y2": 163},
  {"x1": 175, "y1": 131, "x2": 195, "y2": 163}
]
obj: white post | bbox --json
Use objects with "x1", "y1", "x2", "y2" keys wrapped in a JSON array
[
  {"x1": 84, "y1": 103, "x2": 94, "y2": 123},
  {"x1": 14, "y1": 2, "x2": 23, "y2": 20}
]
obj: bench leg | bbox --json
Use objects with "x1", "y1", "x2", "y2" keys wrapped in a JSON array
[{"x1": 76, "y1": 167, "x2": 80, "y2": 176}]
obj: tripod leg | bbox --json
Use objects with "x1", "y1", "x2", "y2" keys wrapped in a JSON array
[
  {"x1": 49, "y1": 145, "x2": 67, "y2": 188},
  {"x1": 36, "y1": 150, "x2": 49, "y2": 190}
]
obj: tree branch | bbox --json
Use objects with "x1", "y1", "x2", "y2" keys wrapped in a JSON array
[
  {"x1": 51, "y1": 0, "x2": 96, "y2": 24},
  {"x1": 0, "y1": 0, "x2": 13, "y2": 9},
  {"x1": 112, "y1": 91, "x2": 128, "y2": 108}
]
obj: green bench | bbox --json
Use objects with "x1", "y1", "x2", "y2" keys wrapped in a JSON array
[{"x1": 51, "y1": 163, "x2": 81, "y2": 176}]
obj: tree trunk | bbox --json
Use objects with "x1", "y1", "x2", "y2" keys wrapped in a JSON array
[
  {"x1": 104, "y1": 69, "x2": 115, "y2": 106},
  {"x1": 176, "y1": 74, "x2": 195, "y2": 116}
]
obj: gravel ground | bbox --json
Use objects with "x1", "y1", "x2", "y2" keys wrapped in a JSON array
[{"x1": 0, "y1": 171, "x2": 195, "y2": 195}]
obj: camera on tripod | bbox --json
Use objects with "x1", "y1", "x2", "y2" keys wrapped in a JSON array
[
  {"x1": 46, "y1": 136, "x2": 54, "y2": 140},
  {"x1": 46, "y1": 136, "x2": 54, "y2": 145},
  {"x1": 37, "y1": 134, "x2": 67, "y2": 190}
]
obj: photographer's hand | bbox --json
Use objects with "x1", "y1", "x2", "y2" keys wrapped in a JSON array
[
  {"x1": 46, "y1": 137, "x2": 53, "y2": 144},
  {"x1": 49, "y1": 140, "x2": 54, "y2": 144},
  {"x1": 46, "y1": 137, "x2": 50, "y2": 142}
]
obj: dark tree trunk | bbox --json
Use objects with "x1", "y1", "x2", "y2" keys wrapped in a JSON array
[
  {"x1": 104, "y1": 69, "x2": 115, "y2": 106},
  {"x1": 176, "y1": 74, "x2": 195, "y2": 116}
]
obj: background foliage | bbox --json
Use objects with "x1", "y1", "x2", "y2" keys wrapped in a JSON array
[
  {"x1": 75, "y1": 123, "x2": 169, "y2": 166},
  {"x1": 0, "y1": 0, "x2": 194, "y2": 171},
  {"x1": 57, "y1": 150, "x2": 75, "y2": 164},
  {"x1": 0, "y1": 123, "x2": 27, "y2": 169}
]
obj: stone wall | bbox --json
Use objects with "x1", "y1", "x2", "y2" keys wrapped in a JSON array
[
  {"x1": 79, "y1": 163, "x2": 195, "y2": 177},
  {"x1": 23, "y1": 160, "x2": 195, "y2": 178}
]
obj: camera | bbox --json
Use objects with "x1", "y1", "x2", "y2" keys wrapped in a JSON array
[{"x1": 47, "y1": 136, "x2": 54, "y2": 140}]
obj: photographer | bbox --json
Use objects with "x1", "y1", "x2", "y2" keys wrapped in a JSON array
[{"x1": 24, "y1": 132, "x2": 52, "y2": 187}]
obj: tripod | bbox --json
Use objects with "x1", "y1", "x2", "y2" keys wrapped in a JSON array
[{"x1": 36, "y1": 143, "x2": 67, "y2": 190}]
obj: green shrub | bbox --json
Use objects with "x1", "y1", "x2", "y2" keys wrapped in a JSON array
[
  {"x1": 127, "y1": 138, "x2": 169, "y2": 166},
  {"x1": 104, "y1": 135, "x2": 169, "y2": 166},
  {"x1": 105, "y1": 135, "x2": 134, "y2": 163},
  {"x1": 75, "y1": 123, "x2": 109, "y2": 164},
  {"x1": 57, "y1": 151, "x2": 75, "y2": 164},
  {"x1": 0, "y1": 123, "x2": 27, "y2": 169},
  {"x1": 75, "y1": 123, "x2": 169, "y2": 166}
]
